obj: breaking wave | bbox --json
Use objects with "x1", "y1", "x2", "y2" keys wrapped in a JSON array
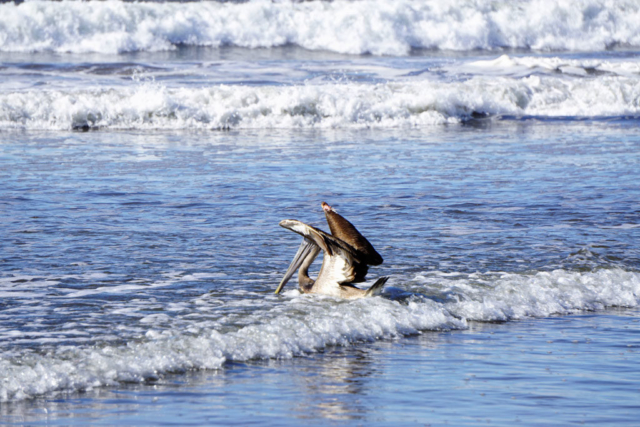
[
  {"x1": 1, "y1": 268, "x2": 639, "y2": 401},
  {"x1": 1, "y1": 73, "x2": 639, "y2": 130},
  {"x1": 1, "y1": 0, "x2": 640, "y2": 55}
]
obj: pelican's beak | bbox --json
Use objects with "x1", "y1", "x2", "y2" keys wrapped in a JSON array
[{"x1": 275, "y1": 238, "x2": 316, "y2": 294}]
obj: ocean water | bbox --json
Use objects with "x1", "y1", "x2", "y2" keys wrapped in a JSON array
[{"x1": 1, "y1": 1, "x2": 640, "y2": 425}]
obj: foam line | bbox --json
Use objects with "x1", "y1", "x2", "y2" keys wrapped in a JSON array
[{"x1": 1, "y1": 1, "x2": 640, "y2": 55}]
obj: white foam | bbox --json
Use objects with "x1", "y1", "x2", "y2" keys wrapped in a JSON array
[
  {"x1": 1, "y1": 0, "x2": 640, "y2": 55},
  {"x1": 455, "y1": 55, "x2": 640, "y2": 78},
  {"x1": 414, "y1": 268, "x2": 640, "y2": 321},
  {"x1": 0, "y1": 293, "x2": 463, "y2": 401},
  {"x1": 180, "y1": 272, "x2": 228, "y2": 281},
  {"x1": 1, "y1": 73, "x2": 638, "y2": 130},
  {"x1": 1, "y1": 268, "x2": 638, "y2": 402},
  {"x1": 61, "y1": 280, "x2": 175, "y2": 298}
]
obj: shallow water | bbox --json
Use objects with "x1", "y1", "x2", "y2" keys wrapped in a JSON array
[
  {"x1": 2, "y1": 123, "x2": 639, "y2": 417},
  {"x1": 2, "y1": 307, "x2": 639, "y2": 425},
  {"x1": 1, "y1": 0, "x2": 640, "y2": 424}
]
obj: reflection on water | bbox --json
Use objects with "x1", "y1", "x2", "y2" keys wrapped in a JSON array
[{"x1": 289, "y1": 349, "x2": 375, "y2": 421}]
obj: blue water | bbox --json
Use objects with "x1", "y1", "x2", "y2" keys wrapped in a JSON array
[
  {"x1": 2, "y1": 123, "x2": 640, "y2": 425},
  {"x1": 3, "y1": 307, "x2": 640, "y2": 425},
  {"x1": 2, "y1": 1, "x2": 640, "y2": 425}
]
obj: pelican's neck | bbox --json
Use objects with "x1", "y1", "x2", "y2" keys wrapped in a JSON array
[{"x1": 298, "y1": 245, "x2": 320, "y2": 293}]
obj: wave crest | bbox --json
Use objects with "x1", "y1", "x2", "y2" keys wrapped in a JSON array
[
  {"x1": 2, "y1": 0, "x2": 640, "y2": 55},
  {"x1": 1, "y1": 75, "x2": 639, "y2": 130},
  {"x1": 1, "y1": 268, "x2": 639, "y2": 402}
]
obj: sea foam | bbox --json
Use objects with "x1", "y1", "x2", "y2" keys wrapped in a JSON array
[
  {"x1": 1, "y1": 268, "x2": 638, "y2": 402},
  {"x1": 1, "y1": 73, "x2": 639, "y2": 130},
  {"x1": 1, "y1": 0, "x2": 640, "y2": 55}
]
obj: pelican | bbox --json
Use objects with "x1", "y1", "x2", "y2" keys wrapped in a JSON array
[{"x1": 275, "y1": 202, "x2": 388, "y2": 299}]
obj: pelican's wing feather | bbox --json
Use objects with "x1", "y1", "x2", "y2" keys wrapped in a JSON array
[
  {"x1": 322, "y1": 205, "x2": 383, "y2": 266},
  {"x1": 279, "y1": 219, "x2": 358, "y2": 259}
]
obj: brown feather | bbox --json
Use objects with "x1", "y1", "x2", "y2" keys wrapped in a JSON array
[{"x1": 322, "y1": 202, "x2": 383, "y2": 266}]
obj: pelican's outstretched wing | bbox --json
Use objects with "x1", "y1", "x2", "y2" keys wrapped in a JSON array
[{"x1": 322, "y1": 202, "x2": 383, "y2": 266}]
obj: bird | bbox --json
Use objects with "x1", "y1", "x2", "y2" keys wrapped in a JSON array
[{"x1": 275, "y1": 202, "x2": 388, "y2": 299}]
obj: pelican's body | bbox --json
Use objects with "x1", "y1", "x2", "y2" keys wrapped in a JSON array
[{"x1": 275, "y1": 202, "x2": 388, "y2": 299}]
